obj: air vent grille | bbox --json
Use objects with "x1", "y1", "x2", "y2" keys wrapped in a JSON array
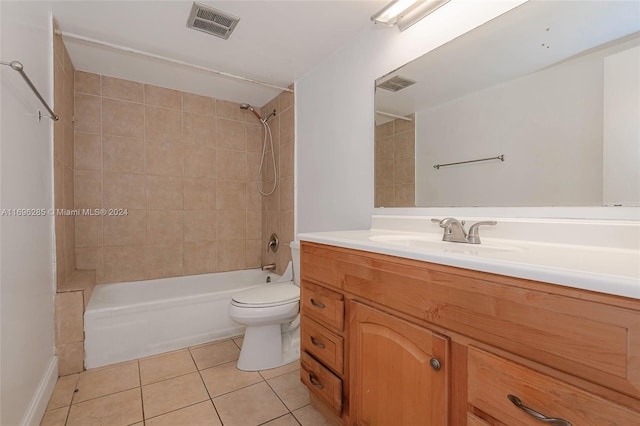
[
  {"x1": 187, "y1": 2, "x2": 240, "y2": 40},
  {"x1": 377, "y1": 75, "x2": 417, "y2": 92}
]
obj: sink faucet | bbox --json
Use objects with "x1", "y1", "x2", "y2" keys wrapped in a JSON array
[{"x1": 431, "y1": 218, "x2": 497, "y2": 244}]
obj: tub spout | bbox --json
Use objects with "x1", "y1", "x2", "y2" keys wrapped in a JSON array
[{"x1": 261, "y1": 263, "x2": 276, "y2": 271}]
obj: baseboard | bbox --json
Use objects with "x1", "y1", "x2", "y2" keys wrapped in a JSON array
[{"x1": 20, "y1": 355, "x2": 58, "y2": 426}]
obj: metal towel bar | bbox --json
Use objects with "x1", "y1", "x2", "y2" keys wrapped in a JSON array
[
  {"x1": 433, "y1": 154, "x2": 504, "y2": 170},
  {"x1": 1, "y1": 60, "x2": 59, "y2": 121}
]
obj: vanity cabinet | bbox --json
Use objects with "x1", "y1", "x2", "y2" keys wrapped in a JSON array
[{"x1": 299, "y1": 241, "x2": 640, "y2": 425}]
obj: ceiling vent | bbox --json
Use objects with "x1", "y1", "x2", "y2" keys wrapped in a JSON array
[
  {"x1": 377, "y1": 75, "x2": 417, "y2": 92},
  {"x1": 187, "y1": 2, "x2": 240, "y2": 40}
]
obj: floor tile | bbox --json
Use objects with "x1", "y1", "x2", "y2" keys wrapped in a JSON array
[
  {"x1": 190, "y1": 340, "x2": 240, "y2": 370},
  {"x1": 200, "y1": 361, "x2": 263, "y2": 397},
  {"x1": 260, "y1": 360, "x2": 300, "y2": 380},
  {"x1": 46, "y1": 373, "x2": 78, "y2": 410},
  {"x1": 232, "y1": 336, "x2": 244, "y2": 349},
  {"x1": 40, "y1": 406, "x2": 68, "y2": 426},
  {"x1": 146, "y1": 401, "x2": 222, "y2": 426},
  {"x1": 142, "y1": 371, "x2": 209, "y2": 419},
  {"x1": 263, "y1": 413, "x2": 301, "y2": 426},
  {"x1": 73, "y1": 360, "x2": 139, "y2": 403},
  {"x1": 292, "y1": 404, "x2": 332, "y2": 426},
  {"x1": 67, "y1": 388, "x2": 142, "y2": 426},
  {"x1": 213, "y1": 382, "x2": 288, "y2": 426},
  {"x1": 268, "y1": 370, "x2": 309, "y2": 411},
  {"x1": 140, "y1": 349, "x2": 197, "y2": 385}
]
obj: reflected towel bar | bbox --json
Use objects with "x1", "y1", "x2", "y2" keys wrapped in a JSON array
[
  {"x1": 375, "y1": 110, "x2": 413, "y2": 121},
  {"x1": 434, "y1": 154, "x2": 504, "y2": 170},
  {"x1": 1, "y1": 60, "x2": 59, "y2": 121}
]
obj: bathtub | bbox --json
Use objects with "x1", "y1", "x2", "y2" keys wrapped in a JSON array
[{"x1": 84, "y1": 269, "x2": 281, "y2": 369}]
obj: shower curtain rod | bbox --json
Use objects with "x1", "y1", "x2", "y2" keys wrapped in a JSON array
[
  {"x1": 0, "y1": 60, "x2": 59, "y2": 121},
  {"x1": 55, "y1": 30, "x2": 293, "y2": 93}
]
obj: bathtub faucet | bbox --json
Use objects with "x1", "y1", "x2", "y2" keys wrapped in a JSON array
[{"x1": 261, "y1": 263, "x2": 276, "y2": 271}]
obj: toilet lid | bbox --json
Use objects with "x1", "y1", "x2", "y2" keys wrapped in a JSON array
[{"x1": 232, "y1": 282, "x2": 300, "y2": 307}]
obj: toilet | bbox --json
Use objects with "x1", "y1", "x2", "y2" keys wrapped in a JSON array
[{"x1": 229, "y1": 241, "x2": 301, "y2": 371}]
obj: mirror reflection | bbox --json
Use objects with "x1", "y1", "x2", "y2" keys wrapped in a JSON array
[{"x1": 374, "y1": 0, "x2": 640, "y2": 208}]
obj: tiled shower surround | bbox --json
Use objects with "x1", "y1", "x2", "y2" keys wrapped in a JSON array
[
  {"x1": 53, "y1": 25, "x2": 76, "y2": 286},
  {"x1": 73, "y1": 71, "x2": 294, "y2": 283}
]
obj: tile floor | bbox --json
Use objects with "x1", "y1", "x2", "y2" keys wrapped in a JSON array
[{"x1": 41, "y1": 336, "x2": 331, "y2": 426}]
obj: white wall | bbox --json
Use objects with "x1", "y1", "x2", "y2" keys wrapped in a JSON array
[
  {"x1": 603, "y1": 45, "x2": 640, "y2": 207},
  {"x1": 295, "y1": 1, "x2": 526, "y2": 233},
  {"x1": 0, "y1": 2, "x2": 57, "y2": 425},
  {"x1": 414, "y1": 43, "x2": 615, "y2": 207}
]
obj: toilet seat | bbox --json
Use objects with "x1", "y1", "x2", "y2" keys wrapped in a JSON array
[{"x1": 231, "y1": 282, "x2": 299, "y2": 308}]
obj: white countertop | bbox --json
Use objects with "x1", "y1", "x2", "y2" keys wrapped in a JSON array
[{"x1": 297, "y1": 228, "x2": 640, "y2": 300}]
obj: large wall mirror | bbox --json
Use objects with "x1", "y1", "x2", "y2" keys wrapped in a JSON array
[{"x1": 374, "y1": 0, "x2": 640, "y2": 208}]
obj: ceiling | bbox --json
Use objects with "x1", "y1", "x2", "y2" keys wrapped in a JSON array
[
  {"x1": 52, "y1": 1, "x2": 387, "y2": 107},
  {"x1": 375, "y1": 0, "x2": 640, "y2": 122}
]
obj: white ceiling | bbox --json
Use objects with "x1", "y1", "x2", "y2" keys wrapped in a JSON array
[
  {"x1": 52, "y1": 0, "x2": 387, "y2": 106},
  {"x1": 375, "y1": 0, "x2": 640, "y2": 122}
]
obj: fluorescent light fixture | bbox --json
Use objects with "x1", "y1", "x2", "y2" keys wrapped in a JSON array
[{"x1": 371, "y1": 0, "x2": 450, "y2": 31}]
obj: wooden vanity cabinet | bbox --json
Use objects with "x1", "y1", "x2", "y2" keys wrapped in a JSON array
[{"x1": 299, "y1": 241, "x2": 640, "y2": 425}]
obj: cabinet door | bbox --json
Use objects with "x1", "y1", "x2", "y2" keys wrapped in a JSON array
[{"x1": 349, "y1": 301, "x2": 448, "y2": 426}]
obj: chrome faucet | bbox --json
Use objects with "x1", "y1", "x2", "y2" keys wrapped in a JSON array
[
  {"x1": 431, "y1": 218, "x2": 497, "y2": 244},
  {"x1": 261, "y1": 263, "x2": 276, "y2": 271}
]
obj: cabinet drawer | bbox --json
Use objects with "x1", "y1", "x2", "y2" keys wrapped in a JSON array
[
  {"x1": 468, "y1": 346, "x2": 640, "y2": 426},
  {"x1": 301, "y1": 315, "x2": 343, "y2": 375},
  {"x1": 301, "y1": 281, "x2": 344, "y2": 332},
  {"x1": 301, "y1": 351, "x2": 343, "y2": 416},
  {"x1": 301, "y1": 242, "x2": 342, "y2": 290},
  {"x1": 467, "y1": 413, "x2": 490, "y2": 426}
]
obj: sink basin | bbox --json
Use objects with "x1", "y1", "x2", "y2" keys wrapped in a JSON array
[{"x1": 368, "y1": 234, "x2": 523, "y2": 254}]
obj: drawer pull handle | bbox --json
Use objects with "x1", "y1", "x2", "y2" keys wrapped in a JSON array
[
  {"x1": 310, "y1": 298, "x2": 326, "y2": 309},
  {"x1": 309, "y1": 374, "x2": 324, "y2": 389},
  {"x1": 310, "y1": 336, "x2": 326, "y2": 349},
  {"x1": 508, "y1": 395, "x2": 572, "y2": 426}
]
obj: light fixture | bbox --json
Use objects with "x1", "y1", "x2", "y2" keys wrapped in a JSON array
[{"x1": 371, "y1": 0, "x2": 450, "y2": 32}]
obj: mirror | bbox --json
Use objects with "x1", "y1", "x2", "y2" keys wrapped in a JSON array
[{"x1": 374, "y1": 0, "x2": 640, "y2": 208}]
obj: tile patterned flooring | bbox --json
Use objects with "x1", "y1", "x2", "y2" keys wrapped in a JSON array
[{"x1": 41, "y1": 336, "x2": 331, "y2": 426}]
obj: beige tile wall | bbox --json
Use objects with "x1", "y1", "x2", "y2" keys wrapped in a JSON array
[
  {"x1": 261, "y1": 87, "x2": 295, "y2": 275},
  {"x1": 374, "y1": 115, "x2": 415, "y2": 207},
  {"x1": 73, "y1": 72, "x2": 287, "y2": 283},
  {"x1": 53, "y1": 22, "x2": 76, "y2": 286},
  {"x1": 53, "y1": 21, "x2": 86, "y2": 375}
]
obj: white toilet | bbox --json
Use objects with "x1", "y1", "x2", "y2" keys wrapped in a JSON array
[{"x1": 229, "y1": 241, "x2": 301, "y2": 371}]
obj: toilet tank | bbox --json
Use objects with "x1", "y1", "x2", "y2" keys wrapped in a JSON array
[{"x1": 290, "y1": 241, "x2": 300, "y2": 286}]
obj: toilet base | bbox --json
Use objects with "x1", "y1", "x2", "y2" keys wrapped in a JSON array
[{"x1": 236, "y1": 324, "x2": 300, "y2": 371}]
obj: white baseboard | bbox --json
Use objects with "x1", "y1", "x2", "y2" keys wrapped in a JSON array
[{"x1": 20, "y1": 356, "x2": 58, "y2": 426}]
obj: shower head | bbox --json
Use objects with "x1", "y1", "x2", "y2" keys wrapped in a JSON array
[{"x1": 239, "y1": 103, "x2": 263, "y2": 121}]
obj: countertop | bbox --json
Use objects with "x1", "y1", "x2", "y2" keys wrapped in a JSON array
[{"x1": 297, "y1": 229, "x2": 640, "y2": 300}]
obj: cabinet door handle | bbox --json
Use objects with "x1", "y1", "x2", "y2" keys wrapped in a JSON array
[
  {"x1": 310, "y1": 336, "x2": 326, "y2": 349},
  {"x1": 310, "y1": 298, "x2": 326, "y2": 309},
  {"x1": 309, "y1": 374, "x2": 324, "y2": 389},
  {"x1": 508, "y1": 395, "x2": 572, "y2": 426}
]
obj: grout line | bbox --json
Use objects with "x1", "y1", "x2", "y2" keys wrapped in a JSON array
[
  {"x1": 186, "y1": 347, "x2": 225, "y2": 425},
  {"x1": 262, "y1": 373, "x2": 294, "y2": 416},
  {"x1": 68, "y1": 384, "x2": 141, "y2": 406},
  {"x1": 137, "y1": 359, "x2": 146, "y2": 425},
  {"x1": 63, "y1": 402, "x2": 72, "y2": 426}
]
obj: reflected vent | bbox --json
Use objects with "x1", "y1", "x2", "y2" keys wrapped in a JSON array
[
  {"x1": 377, "y1": 75, "x2": 416, "y2": 92},
  {"x1": 187, "y1": 2, "x2": 240, "y2": 40}
]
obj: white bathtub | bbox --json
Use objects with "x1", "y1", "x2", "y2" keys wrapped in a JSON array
[{"x1": 84, "y1": 269, "x2": 281, "y2": 369}]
